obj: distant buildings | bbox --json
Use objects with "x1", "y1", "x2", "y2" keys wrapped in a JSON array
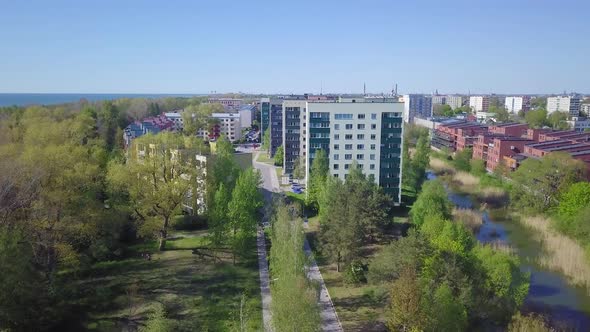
[
  {"x1": 208, "y1": 97, "x2": 243, "y2": 110},
  {"x1": 282, "y1": 100, "x2": 307, "y2": 174},
  {"x1": 446, "y1": 95, "x2": 464, "y2": 110},
  {"x1": 432, "y1": 94, "x2": 446, "y2": 106},
  {"x1": 238, "y1": 105, "x2": 255, "y2": 128},
  {"x1": 469, "y1": 96, "x2": 490, "y2": 112},
  {"x1": 547, "y1": 96, "x2": 581, "y2": 116},
  {"x1": 259, "y1": 98, "x2": 284, "y2": 155},
  {"x1": 402, "y1": 94, "x2": 432, "y2": 122},
  {"x1": 123, "y1": 114, "x2": 176, "y2": 147},
  {"x1": 581, "y1": 103, "x2": 590, "y2": 115},
  {"x1": 504, "y1": 96, "x2": 531, "y2": 114},
  {"x1": 566, "y1": 117, "x2": 590, "y2": 132}
]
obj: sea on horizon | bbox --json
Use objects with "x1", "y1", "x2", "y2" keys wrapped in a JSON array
[{"x1": 0, "y1": 93, "x2": 203, "y2": 107}]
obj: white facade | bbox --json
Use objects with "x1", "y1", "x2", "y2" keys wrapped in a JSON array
[
  {"x1": 432, "y1": 95, "x2": 446, "y2": 105},
  {"x1": 469, "y1": 96, "x2": 490, "y2": 112},
  {"x1": 582, "y1": 104, "x2": 590, "y2": 116},
  {"x1": 504, "y1": 96, "x2": 526, "y2": 113},
  {"x1": 238, "y1": 106, "x2": 254, "y2": 128},
  {"x1": 547, "y1": 96, "x2": 581, "y2": 116},
  {"x1": 446, "y1": 95, "x2": 463, "y2": 110},
  {"x1": 211, "y1": 112, "x2": 243, "y2": 142},
  {"x1": 402, "y1": 94, "x2": 433, "y2": 122}
]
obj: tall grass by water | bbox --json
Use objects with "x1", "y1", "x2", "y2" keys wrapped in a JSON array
[
  {"x1": 453, "y1": 208, "x2": 483, "y2": 234},
  {"x1": 521, "y1": 216, "x2": 590, "y2": 292},
  {"x1": 429, "y1": 158, "x2": 455, "y2": 175}
]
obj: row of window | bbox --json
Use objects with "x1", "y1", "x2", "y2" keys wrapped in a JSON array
[
  {"x1": 333, "y1": 163, "x2": 376, "y2": 170},
  {"x1": 334, "y1": 143, "x2": 377, "y2": 150},
  {"x1": 310, "y1": 132, "x2": 330, "y2": 138},
  {"x1": 335, "y1": 113, "x2": 379, "y2": 120},
  {"x1": 334, "y1": 123, "x2": 378, "y2": 130},
  {"x1": 334, "y1": 134, "x2": 377, "y2": 140},
  {"x1": 333, "y1": 153, "x2": 376, "y2": 160},
  {"x1": 310, "y1": 122, "x2": 330, "y2": 128}
]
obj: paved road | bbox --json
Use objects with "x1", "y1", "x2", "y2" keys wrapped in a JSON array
[{"x1": 254, "y1": 152, "x2": 342, "y2": 332}]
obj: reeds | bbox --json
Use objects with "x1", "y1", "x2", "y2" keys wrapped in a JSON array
[
  {"x1": 453, "y1": 208, "x2": 483, "y2": 234},
  {"x1": 429, "y1": 158, "x2": 454, "y2": 175},
  {"x1": 521, "y1": 216, "x2": 590, "y2": 291}
]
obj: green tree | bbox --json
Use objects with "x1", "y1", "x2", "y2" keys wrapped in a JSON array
[
  {"x1": 530, "y1": 97, "x2": 547, "y2": 110},
  {"x1": 107, "y1": 133, "x2": 201, "y2": 250},
  {"x1": 558, "y1": 182, "x2": 590, "y2": 218},
  {"x1": 261, "y1": 129, "x2": 270, "y2": 153},
  {"x1": 292, "y1": 156, "x2": 305, "y2": 180},
  {"x1": 453, "y1": 148, "x2": 472, "y2": 172},
  {"x1": 490, "y1": 105, "x2": 510, "y2": 123},
  {"x1": 387, "y1": 267, "x2": 426, "y2": 332},
  {"x1": 208, "y1": 183, "x2": 231, "y2": 247},
  {"x1": 227, "y1": 168, "x2": 263, "y2": 263},
  {"x1": 410, "y1": 180, "x2": 452, "y2": 227},
  {"x1": 524, "y1": 109, "x2": 548, "y2": 128},
  {"x1": 548, "y1": 111, "x2": 570, "y2": 130},
  {"x1": 307, "y1": 149, "x2": 329, "y2": 210},
  {"x1": 470, "y1": 159, "x2": 486, "y2": 176},
  {"x1": 434, "y1": 104, "x2": 453, "y2": 117},
  {"x1": 182, "y1": 103, "x2": 224, "y2": 136},
  {"x1": 425, "y1": 282, "x2": 468, "y2": 332},
  {"x1": 274, "y1": 145, "x2": 284, "y2": 166},
  {"x1": 511, "y1": 152, "x2": 586, "y2": 212},
  {"x1": 270, "y1": 203, "x2": 320, "y2": 331}
]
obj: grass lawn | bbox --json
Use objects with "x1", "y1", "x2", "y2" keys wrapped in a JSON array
[
  {"x1": 72, "y1": 230, "x2": 262, "y2": 331},
  {"x1": 255, "y1": 152, "x2": 274, "y2": 165},
  {"x1": 303, "y1": 215, "x2": 408, "y2": 331}
]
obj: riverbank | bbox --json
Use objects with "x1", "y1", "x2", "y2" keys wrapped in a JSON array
[{"x1": 429, "y1": 156, "x2": 590, "y2": 328}]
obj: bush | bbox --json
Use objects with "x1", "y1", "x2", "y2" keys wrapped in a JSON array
[
  {"x1": 172, "y1": 215, "x2": 207, "y2": 230},
  {"x1": 343, "y1": 261, "x2": 367, "y2": 285}
]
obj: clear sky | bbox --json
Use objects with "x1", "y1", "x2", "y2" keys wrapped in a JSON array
[{"x1": 1, "y1": 0, "x2": 588, "y2": 95}]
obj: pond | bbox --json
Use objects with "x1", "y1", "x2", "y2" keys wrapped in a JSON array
[{"x1": 427, "y1": 171, "x2": 590, "y2": 330}]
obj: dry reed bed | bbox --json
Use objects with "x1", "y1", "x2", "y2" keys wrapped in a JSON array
[
  {"x1": 521, "y1": 216, "x2": 590, "y2": 291},
  {"x1": 453, "y1": 208, "x2": 483, "y2": 234},
  {"x1": 429, "y1": 158, "x2": 455, "y2": 175}
]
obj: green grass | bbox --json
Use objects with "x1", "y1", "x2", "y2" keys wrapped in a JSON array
[
  {"x1": 71, "y1": 230, "x2": 262, "y2": 331},
  {"x1": 255, "y1": 152, "x2": 274, "y2": 165}
]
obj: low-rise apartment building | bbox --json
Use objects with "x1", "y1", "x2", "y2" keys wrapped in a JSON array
[{"x1": 432, "y1": 121, "x2": 487, "y2": 151}]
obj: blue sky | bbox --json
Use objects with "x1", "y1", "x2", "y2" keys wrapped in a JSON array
[{"x1": 0, "y1": 0, "x2": 588, "y2": 94}]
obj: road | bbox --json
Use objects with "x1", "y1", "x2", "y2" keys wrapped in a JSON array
[{"x1": 253, "y1": 152, "x2": 342, "y2": 332}]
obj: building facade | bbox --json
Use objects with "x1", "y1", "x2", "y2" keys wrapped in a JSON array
[
  {"x1": 402, "y1": 94, "x2": 432, "y2": 123},
  {"x1": 432, "y1": 95, "x2": 446, "y2": 105},
  {"x1": 446, "y1": 95, "x2": 464, "y2": 110},
  {"x1": 305, "y1": 102, "x2": 404, "y2": 203},
  {"x1": 270, "y1": 101, "x2": 283, "y2": 156},
  {"x1": 469, "y1": 96, "x2": 490, "y2": 112},
  {"x1": 282, "y1": 100, "x2": 307, "y2": 174},
  {"x1": 547, "y1": 96, "x2": 581, "y2": 116},
  {"x1": 208, "y1": 97, "x2": 243, "y2": 110},
  {"x1": 504, "y1": 96, "x2": 530, "y2": 114}
]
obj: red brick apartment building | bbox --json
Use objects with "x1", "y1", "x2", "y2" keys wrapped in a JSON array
[
  {"x1": 488, "y1": 123, "x2": 529, "y2": 137},
  {"x1": 486, "y1": 137, "x2": 533, "y2": 171},
  {"x1": 432, "y1": 121, "x2": 487, "y2": 151}
]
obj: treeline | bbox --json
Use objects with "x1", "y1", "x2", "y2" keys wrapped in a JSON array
[
  {"x1": 269, "y1": 202, "x2": 320, "y2": 331},
  {"x1": 0, "y1": 99, "x2": 262, "y2": 330},
  {"x1": 375, "y1": 180, "x2": 531, "y2": 331}
]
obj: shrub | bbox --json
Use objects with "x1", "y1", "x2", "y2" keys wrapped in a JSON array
[{"x1": 343, "y1": 261, "x2": 367, "y2": 285}]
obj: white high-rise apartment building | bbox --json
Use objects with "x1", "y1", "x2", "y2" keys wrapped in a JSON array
[
  {"x1": 432, "y1": 95, "x2": 446, "y2": 105},
  {"x1": 547, "y1": 96, "x2": 581, "y2": 116},
  {"x1": 504, "y1": 96, "x2": 530, "y2": 114},
  {"x1": 469, "y1": 96, "x2": 490, "y2": 112},
  {"x1": 446, "y1": 95, "x2": 463, "y2": 110},
  {"x1": 402, "y1": 94, "x2": 432, "y2": 122}
]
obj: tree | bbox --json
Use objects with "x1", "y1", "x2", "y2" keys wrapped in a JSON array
[
  {"x1": 524, "y1": 109, "x2": 548, "y2": 128},
  {"x1": 410, "y1": 180, "x2": 452, "y2": 227},
  {"x1": 548, "y1": 111, "x2": 570, "y2": 130},
  {"x1": 261, "y1": 129, "x2": 270, "y2": 153},
  {"x1": 227, "y1": 168, "x2": 263, "y2": 263},
  {"x1": 453, "y1": 148, "x2": 472, "y2": 172},
  {"x1": 558, "y1": 182, "x2": 590, "y2": 218},
  {"x1": 387, "y1": 267, "x2": 426, "y2": 332},
  {"x1": 108, "y1": 133, "x2": 201, "y2": 250},
  {"x1": 292, "y1": 156, "x2": 305, "y2": 180},
  {"x1": 511, "y1": 152, "x2": 586, "y2": 212},
  {"x1": 307, "y1": 149, "x2": 329, "y2": 210},
  {"x1": 530, "y1": 97, "x2": 547, "y2": 110},
  {"x1": 434, "y1": 104, "x2": 453, "y2": 117},
  {"x1": 425, "y1": 282, "x2": 468, "y2": 332},
  {"x1": 470, "y1": 159, "x2": 486, "y2": 176},
  {"x1": 182, "y1": 103, "x2": 224, "y2": 136},
  {"x1": 270, "y1": 203, "x2": 320, "y2": 331},
  {"x1": 490, "y1": 105, "x2": 510, "y2": 123},
  {"x1": 508, "y1": 312, "x2": 551, "y2": 332},
  {"x1": 208, "y1": 183, "x2": 231, "y2": 247},
  {"x1": 274, "y1": 145, "x2": 284, "y2": 166}
]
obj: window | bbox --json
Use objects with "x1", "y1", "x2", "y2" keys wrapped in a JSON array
[
  {"x1": 344, "y1": 164, "x2": 350, "y2": 170},
  {"x1": 370, "y1": 144, "x2": 376, "y2": 150},
  {"x1": 334, "y1": 134, "x2": 340, "y2": 140},
  {"x1": 333, "y1": 154, "x2": 339, "y2": 160},
  {"x1": 357, "y1": 154, "x2": 364, "y2": 160},
  {"x1": 370, "y1": 164, "x2": 375, "y2": 170},
  {"x1": 370, "y1": 154, "x2": 375, "y2": 160},
  {"x1": 334, "y1": 124, "x2": 340, "y2": 130},
  {"x1": 358, "y1": 164, "x2": 364, "y2": 169},
  {"x1": 345, "y1": 144, "x2": 353, "y2": 150},
  {"x1": 357, "y1": 134, "x2": 364, "y2": 140},
  {"x1": 335, "y1": 113, "x2": 353, "y2": 120},
  {"x1": 345, "y1": 154, "x2": 352, "y2": 160},
  {"x1": 371, "y1": 134, "x2": 376, "y2": 140},
  {"x1": 345, "y1": 124, "x2": 353, "y2": 130},
  {"x1": 333, "y1": 164, "x2": 339, "y2": 170},
  {"x1": 371, "y1": 113, "x2": 377, "y2": 119},
  {"x1": 334, "y1": 174, "x2": 339, "y2": 178},
  {"x1": 358, "y1": 114, "x2": 365, "y2": 119},
  {"x1": 334, "y1": 144, "x2": 340, "y2": 150},
  {"x1": 358, "y1": 124, "x2": 365, "y2": 130},
  {"x1": 371, "y1": 124, "x2": 377, "y2": 129},
  {"x1": 357, "y1": 144, "x2": 364, "y2": 150},
  {"x1": 345, "y1": 134, "x2": 353, "y2": 140}
]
